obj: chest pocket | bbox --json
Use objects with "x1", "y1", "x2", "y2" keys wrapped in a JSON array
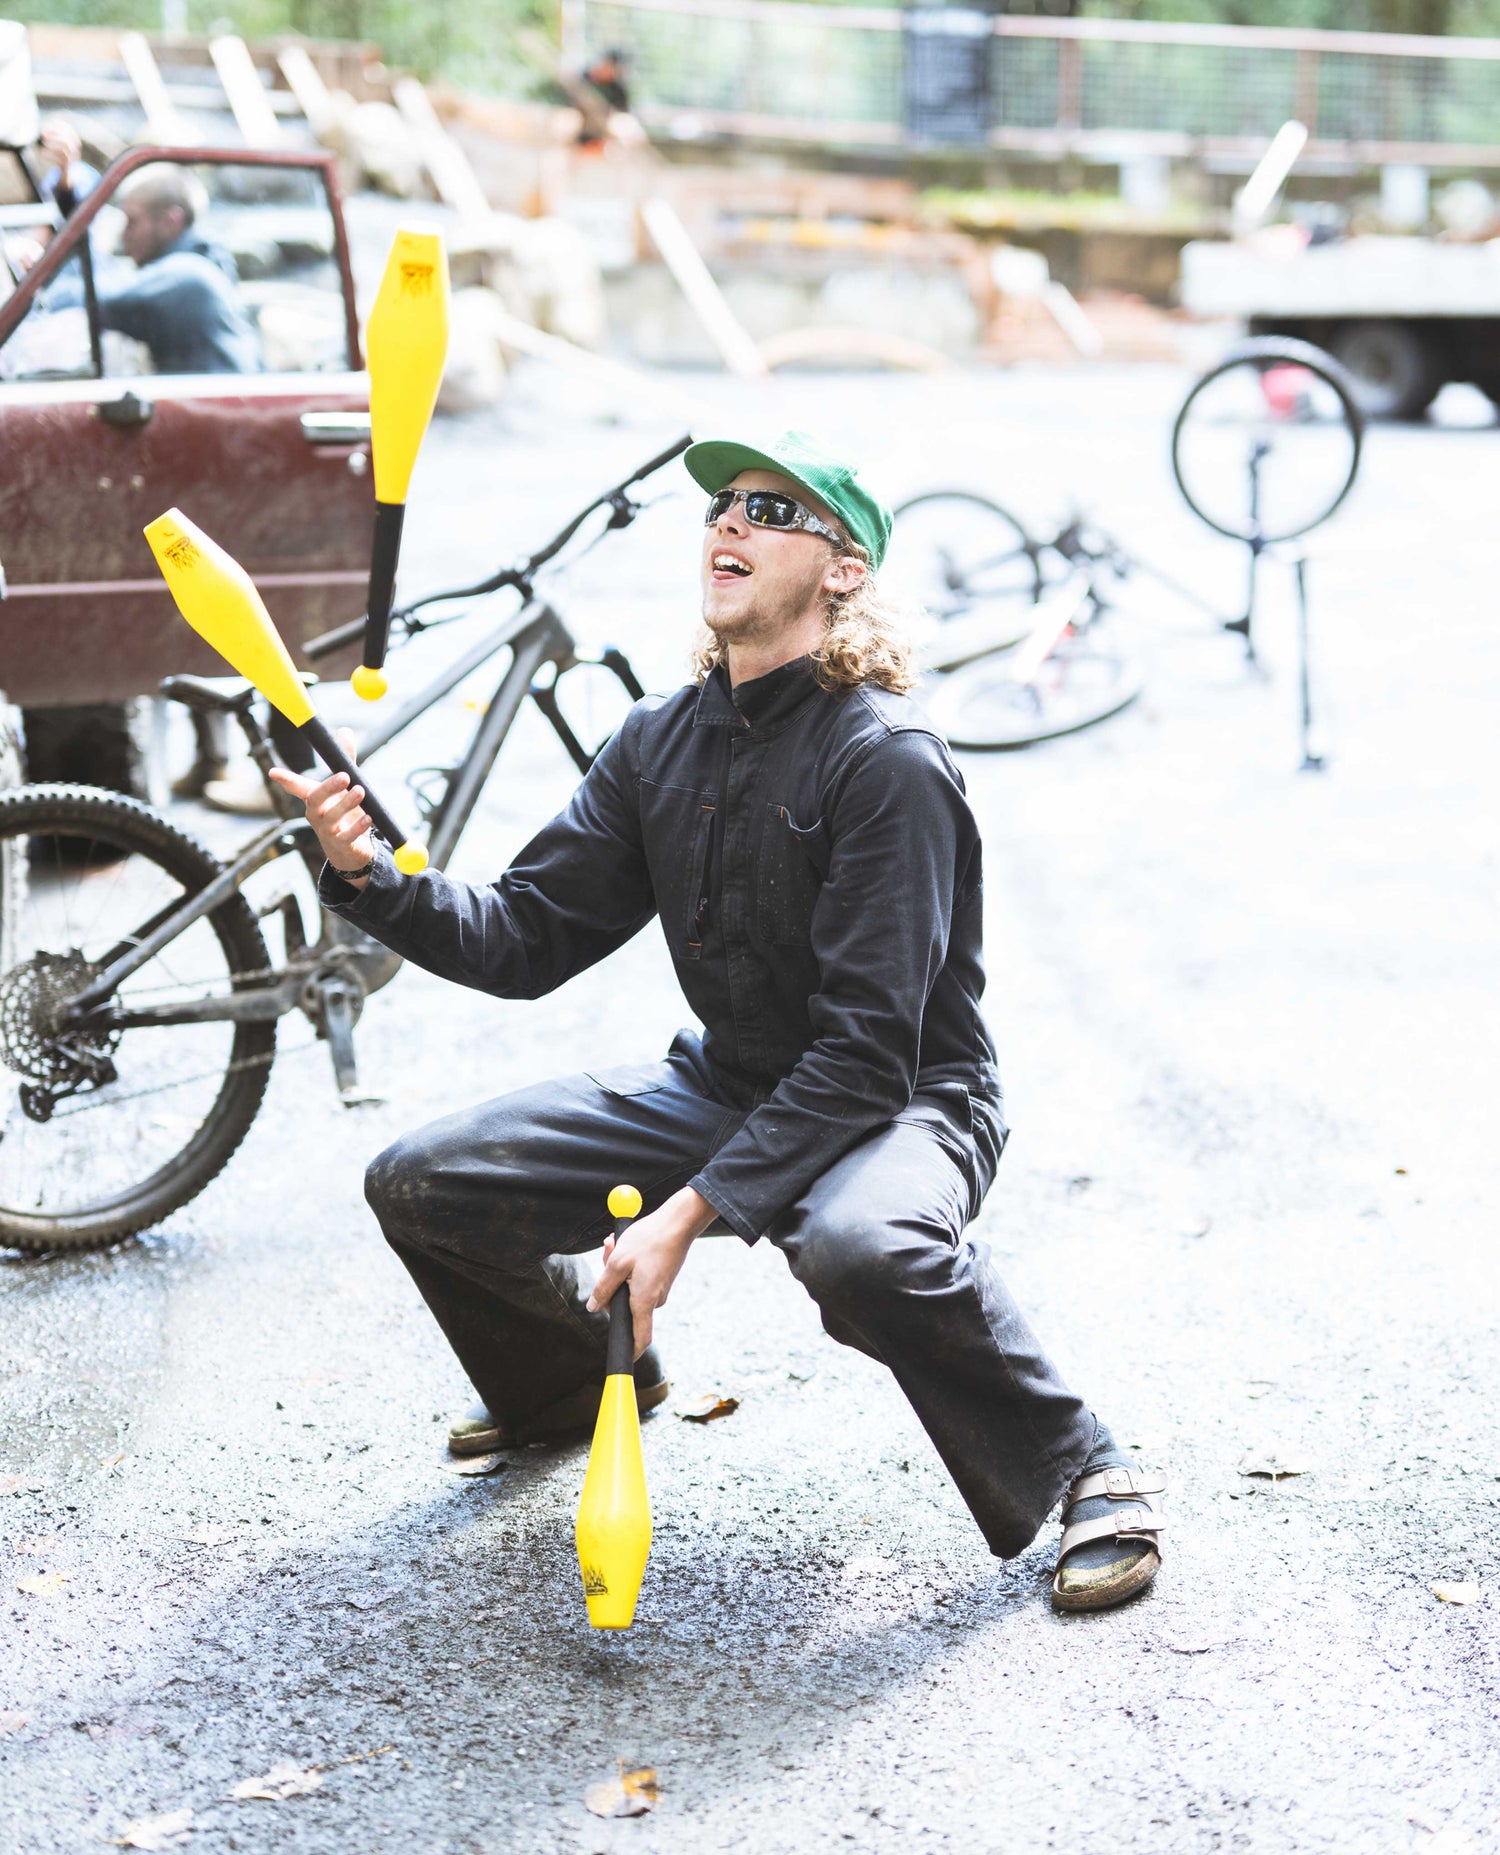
[{"x1": 757, "y1": 804, "x2": 830, "y2": 946}]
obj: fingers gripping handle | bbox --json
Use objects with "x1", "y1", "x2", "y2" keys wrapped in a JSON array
[
  {"x1": 354, "y1": 501, "x2": 406, "y2": 700},
  {"x1": 299, "y1": 715, "x2": 428, "y2": 876}
]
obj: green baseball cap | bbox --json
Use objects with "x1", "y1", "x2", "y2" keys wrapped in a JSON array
[{"x1": 684, "y1": 429, "x2": 892, "y2": 570}]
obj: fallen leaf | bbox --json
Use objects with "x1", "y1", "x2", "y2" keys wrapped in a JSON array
[
  {"x1": 183, "y1": 1525, "x2": 241, "y2": 1548},
  {"x1": 101, "y1": 1452, "x2": 126, "y2": 1470},
  {"x1": 0, "y1": 1711, "x2": 27, "y2": 1734},
  {"x1": 14, "y1": 1534, "x2": 58, "y2": 1555},
  {"x1": 1237, "y1": 1449, "x2": 1313, "y2": 1480},
  {"x1": 113, "y1": 1808, "x2": 193, "y2": 1849},
  {"x1": 1431, "y1": 1581, "x2": 1482, "y2": 1606},
  {"x1": 439, "y1": 1452, "x2": 508, "y2": 1477},
  {"x1": 584, "y1": 1763, "x2": 660, "y2": 1819},
  {"x1": 679, "y1": 1394, "x2": 739, "y2": 1424},
  {"x1": 17, "y1": 1572, "x2": 66, "y2": 1596},
  {"x1": 230, "y1": 1761, "x2": 325, "y2": 1802}
]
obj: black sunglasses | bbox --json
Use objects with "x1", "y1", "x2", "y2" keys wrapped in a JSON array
[{"x1": 705, "y1": 487, "x2": 846, "y2": 547}]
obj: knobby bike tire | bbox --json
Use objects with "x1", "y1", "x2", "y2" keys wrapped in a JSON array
[
  {"x1": 0, "y1": 785, "x2": 275, "y2": 1255},
  {"x1": 1171, "y1": 335, "x2": 1365, "y2": 544}
]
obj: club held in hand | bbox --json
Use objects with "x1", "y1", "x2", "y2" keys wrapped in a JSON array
[
  {"x1": 144, "y1": 508, "x2": 428, "y2": 875},
  {"x1": 575, "y1": 1183, "x2": 653, "y2": 1629}
]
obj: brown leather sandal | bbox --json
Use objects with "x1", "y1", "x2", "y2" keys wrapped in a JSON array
[{"x1": 1051, "y1": 1463, "x2": 1166, "y2": 1612}]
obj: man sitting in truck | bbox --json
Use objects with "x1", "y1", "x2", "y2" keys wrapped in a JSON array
[{"x1": 46, "y1": 164, "x2": 259, "y2": 376}]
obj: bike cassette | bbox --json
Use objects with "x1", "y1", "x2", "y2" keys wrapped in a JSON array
[{"x1": 0, "y1": 950, "x2": 121, "y2": 1122}]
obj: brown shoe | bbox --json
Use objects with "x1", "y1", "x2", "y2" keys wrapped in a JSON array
[{"x1": 448, "y1": 1350, "x2": 669, "y2": 1455}]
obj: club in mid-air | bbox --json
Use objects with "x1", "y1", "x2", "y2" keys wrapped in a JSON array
[
  {"x1": 144, "y1": 509, "x2": 428, "y2": 875},
  {"x1": 575, "y1": 1184, "x2": 653, "y2": 1630},
  {"x1": 353, "y1": 225, "x2": 451, "y2": 703}
]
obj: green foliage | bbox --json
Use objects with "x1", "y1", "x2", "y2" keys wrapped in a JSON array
[{"x1": 6, "y1": 0, "x2": 556, "y2": 90}]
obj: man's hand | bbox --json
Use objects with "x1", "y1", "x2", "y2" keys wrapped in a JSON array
[
  {"x1": 268, "y1": 728, "x2": 374, "y2": 887},
  {"x1": 587, "y1": 1186, "x2": 718, "y2": 1357}
]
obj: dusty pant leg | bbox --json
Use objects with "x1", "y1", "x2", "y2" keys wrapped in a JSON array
[
  {"x1": 771, "y1": 1108, "x2": 1095, "y2": 1559},
  {"x1": 364, "y1": 1060, "x2": 734, "y2": 1424}
]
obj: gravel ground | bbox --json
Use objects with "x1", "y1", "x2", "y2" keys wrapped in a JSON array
[{"x1": 2, "y1": 362, "x2": 1496, "y2": 1855}]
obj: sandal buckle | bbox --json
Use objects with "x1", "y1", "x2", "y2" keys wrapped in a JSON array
[{"x1": 1103, "y1": 1466, "x2": 1137, "y2": 1496}]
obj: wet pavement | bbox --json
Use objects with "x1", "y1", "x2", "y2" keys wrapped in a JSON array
[{"x1": 3, "y1": 363, "x2": 1497, "y2": 1854}]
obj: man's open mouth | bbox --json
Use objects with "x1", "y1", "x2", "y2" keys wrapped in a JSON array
[{"x1": 712, "y1": 552, "x2": 752, "y2": 578}]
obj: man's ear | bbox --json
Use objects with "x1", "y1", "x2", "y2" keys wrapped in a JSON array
[{"x1": 823, "y1": 554, "x2": 867, "y2": 597}]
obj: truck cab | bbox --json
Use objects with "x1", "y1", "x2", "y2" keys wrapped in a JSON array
[{"x1": 0, "y1": 142, "x2": 371, "y2": 789}]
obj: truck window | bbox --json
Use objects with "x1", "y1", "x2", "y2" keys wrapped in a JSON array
[{"x1": 0, "y1": 159, "x2": 351, "y2": 383}]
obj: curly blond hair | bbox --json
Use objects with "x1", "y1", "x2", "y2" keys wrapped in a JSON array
[{"x1": 691, "y1": 543, "x2": 918, "y2": 695}]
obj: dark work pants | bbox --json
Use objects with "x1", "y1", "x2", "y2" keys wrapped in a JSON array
[{"x1": 364, "y1": 1033, "x2": 1096, "y2": 1558}]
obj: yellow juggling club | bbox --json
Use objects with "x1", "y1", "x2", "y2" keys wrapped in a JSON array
[
  {"x1": 355, "y1": 225, "x2": 450, "y2": 702},
  {"x1": 575, "y1": 1183, "x2": 652, "y2": 1630},
  {"x1": 144, "y1": 509, "x2": 428, "y2": 876}
]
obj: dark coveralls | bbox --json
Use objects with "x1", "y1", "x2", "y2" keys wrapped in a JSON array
[{"x1": 321, "y1": 656, "x2": 1096, "y2": 1556}]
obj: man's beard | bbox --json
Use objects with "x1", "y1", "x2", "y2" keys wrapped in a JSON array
[{"x1": 702, "y1": 598, "x2": 777, "y2": 646}]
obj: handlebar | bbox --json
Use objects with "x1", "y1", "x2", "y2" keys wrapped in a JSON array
[
  {"x1": 303, "y1": 613, "x2": 365, "y2": 661},
  {"x1": 302, "y1": 434, "x2": 692, "y2": 662}
]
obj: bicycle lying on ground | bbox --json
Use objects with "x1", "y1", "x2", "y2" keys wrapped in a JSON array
[
  {"x1": 888, "y1": 336, "x2": 1365, "y2": 750},
  {"x1": 0, "y1": 436, "x2": 689, "y2": 1256}
]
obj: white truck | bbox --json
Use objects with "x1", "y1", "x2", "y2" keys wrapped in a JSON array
[{"x1": 1179, "y1": 234, "x2": 1500, "y2": 419}]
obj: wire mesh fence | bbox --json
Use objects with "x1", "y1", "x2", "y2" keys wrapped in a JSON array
[{"x1": 583, "y1": 0, "x2": 1500, "y2": 160}]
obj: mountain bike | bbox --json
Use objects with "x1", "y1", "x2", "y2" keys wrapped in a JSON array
[
  {"x1": 888, "y1": 337, "x2": 1364, "y2": 749},
  {"x1": 0, "y1": 436, "x2": 690, "y2": 1256}
]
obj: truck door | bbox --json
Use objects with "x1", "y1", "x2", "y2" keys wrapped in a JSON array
[{"x1": 0, "y1": 148, "x2": 372, "y2": 709}]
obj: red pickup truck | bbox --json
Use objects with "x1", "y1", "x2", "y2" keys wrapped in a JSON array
[{"x1": 0, "y1": 143, "x2": 371, "y2": 790}]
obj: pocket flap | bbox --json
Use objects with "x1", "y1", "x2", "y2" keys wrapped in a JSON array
[{"x1": 585, "y1": 1061, "x2": 667, "y2": 1098}]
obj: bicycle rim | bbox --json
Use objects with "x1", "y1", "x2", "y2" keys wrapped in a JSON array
[
  {"x1": 0, "y1": 786, "x2": 275, "y2": 1253},
  {"x1": 924, "y1": 646, "x2": 1144, "y2": 750},
  {"x1": 888, "y1": 492, "x2": 1043, "y2": 620},
  {"x1": 1172, "y1": 337, "x2": 1364, "y2": 544}
]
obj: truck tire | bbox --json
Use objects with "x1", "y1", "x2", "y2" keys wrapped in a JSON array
[
  {"x1": 19, "y1": 700, "x2": 153, "y2": 800},
  {"x1": 1331, "y1": 320, "x2": 1442, "y2": 421}
]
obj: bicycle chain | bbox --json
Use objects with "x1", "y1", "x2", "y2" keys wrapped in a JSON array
[{"x1": 5, "y1": 947, "x2": 365, "y2": 1122}]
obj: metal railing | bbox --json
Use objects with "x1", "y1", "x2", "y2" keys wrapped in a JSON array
[{"x1": 582, "y1": 0, "x2": 1500, "y2": 164}]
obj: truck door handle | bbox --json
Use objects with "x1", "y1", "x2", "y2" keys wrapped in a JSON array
[
  {"x1": 301, "y1": 411, "x2": 371, "y2": 444},
  {"x1": 95, "y1": 391, "x2": 154, "y2": 429}
]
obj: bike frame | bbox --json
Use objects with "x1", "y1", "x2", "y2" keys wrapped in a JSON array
[{"x1": 65, "y1": 597, "x2": 640, "y2": 1041}]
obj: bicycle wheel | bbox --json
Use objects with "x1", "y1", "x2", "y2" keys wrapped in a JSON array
[
  {"x1": 923, "y1": 640, "x2": 1144, "y2": 750},
  {"x1": 1171, "y1": 337, "x2": 1364, "y2": 544},
  {"x1": 0, "y1": 785, "x2": 275, "y2": 1254},
  {"x1": 888, "y1": 492, "x2": 1044, "y2": 624}
]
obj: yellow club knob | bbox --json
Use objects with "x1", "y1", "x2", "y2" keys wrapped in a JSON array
[
  {"x1": 607, "y1": 1183, "x2": 643, "y2": 1220},
  {"x1": 393, "y1": 841, "x2": 429, "y2": 876},
  {"x1": 351, "y1": 664, "x2": 388, "y2": 702}
]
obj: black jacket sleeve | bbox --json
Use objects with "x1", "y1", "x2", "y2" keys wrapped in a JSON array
[
  {"x1": 688, "y1": 728, "x2": 974, "y2": 1242},
  {"x1": 318, "y1": 709, "x2": 655, "y2": 999}
]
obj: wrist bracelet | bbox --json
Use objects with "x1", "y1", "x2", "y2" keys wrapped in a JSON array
[{"x1": 333, "y1": 857, "x2": 375, "y2": 882}]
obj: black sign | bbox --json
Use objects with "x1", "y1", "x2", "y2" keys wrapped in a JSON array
[{"x1": 905, "y1": 9, "x2": 992, "y2": 149}]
